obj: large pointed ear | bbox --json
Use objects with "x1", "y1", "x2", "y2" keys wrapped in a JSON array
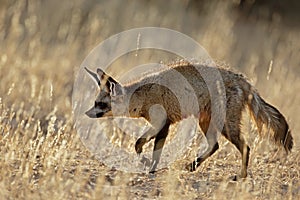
[
  {"x1": 84, "y1": 67, "x2": 100, "y2": 87},
  {"x1": 96, "y1": 68, "x2": 124, "y2": 96}
]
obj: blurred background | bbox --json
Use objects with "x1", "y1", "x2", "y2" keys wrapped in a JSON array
[{"x1": 1, "y1": 0, "x2": 299, "y2": 135}]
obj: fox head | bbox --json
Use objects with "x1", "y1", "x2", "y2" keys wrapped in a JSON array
[{"x1": 84, "y1": 67, "x2": 125, "y2": 118}]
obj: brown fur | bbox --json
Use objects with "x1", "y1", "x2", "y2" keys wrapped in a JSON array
[{"x1": 85, "y1": 61, "x2": 293, "y2": 178}]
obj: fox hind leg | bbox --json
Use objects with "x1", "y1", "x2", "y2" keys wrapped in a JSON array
[
  {"x1": 232, "y1": 136, "x2": 250, "y2": 179},
  {"x1": 187, "y1": 142, "x2": 219, "y2": 171},
  {"x1": 187, "y1": 124, "x2": 250, "y2": 179},
  {"x1": 222, "y1": 91, "x2": 250, "y2": 178},
  {"x1": 187, "y1": 123, "x2": 220, "y2": 172},
  {"x1": 222, "y1": 123, "x2": 250, "y2": 179}
]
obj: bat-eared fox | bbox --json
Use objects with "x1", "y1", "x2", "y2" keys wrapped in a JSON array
[{"x1": 85, "y1": 61, "x2": 293, "y2": 179}]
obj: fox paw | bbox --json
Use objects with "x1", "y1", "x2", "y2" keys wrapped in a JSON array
[
  {"x1": 186, "y1": 162, "x2": 197, "y2": 172},
  {"x1": 230, "y1": 173, "x2": 248, "y2": 181}
]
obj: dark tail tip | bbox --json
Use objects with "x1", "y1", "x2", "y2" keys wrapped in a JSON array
[
  {"x1": 277, "y1": 116, "x2": 293, "y2": 153},
  {"x1": 283, "y1": 128, "x2": 293, "y2": 153}
]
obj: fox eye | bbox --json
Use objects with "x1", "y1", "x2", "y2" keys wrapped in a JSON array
[{"x1": 95, "y1": 102, "x2": 108, "y2": 109}]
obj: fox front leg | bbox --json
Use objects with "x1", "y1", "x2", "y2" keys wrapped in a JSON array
[
  {"x1": 149, "y1": 120, "x2": 170, "y2": 173},
  {"x1": 135, "y1": 128, "x2": 158, "y2": 154},
  {"x1": 135, "y1": 104, "x2": 168, "y2": 154}
]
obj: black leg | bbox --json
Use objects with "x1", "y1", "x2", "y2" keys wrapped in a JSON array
[
  {"x1": 187, "y1": 142, "x2": 219, "y2": 172},
  {"x1": 222, "y1": 126, "x2": 250, "y2": 179},
  {"x1": 149, "y1": 121, "x2": 170, "y2": 173},
  {"x1": 135, "y1": 105, "x2": 168, "y2": 155}
]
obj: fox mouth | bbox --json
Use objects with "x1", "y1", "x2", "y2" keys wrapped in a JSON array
[
  {"x1": 85, "y1": 107, "x2": 113, "y2": 118},
  {"x1": 85, "y1": 107, "x2": 104, "y2": 118}
]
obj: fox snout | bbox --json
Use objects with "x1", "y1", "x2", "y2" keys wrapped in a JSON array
[{"x1": 85, "y1": 106, "x2": 104, "y2": 118}]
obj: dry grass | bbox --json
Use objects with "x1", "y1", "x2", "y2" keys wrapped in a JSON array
[{"x1": 1, "y1": 0, "x2": 300, "y2": 199}]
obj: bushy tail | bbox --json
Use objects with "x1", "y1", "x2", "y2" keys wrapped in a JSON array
[{"x1": 245, "y1": 87, "x2": 293, "y2": 152}]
